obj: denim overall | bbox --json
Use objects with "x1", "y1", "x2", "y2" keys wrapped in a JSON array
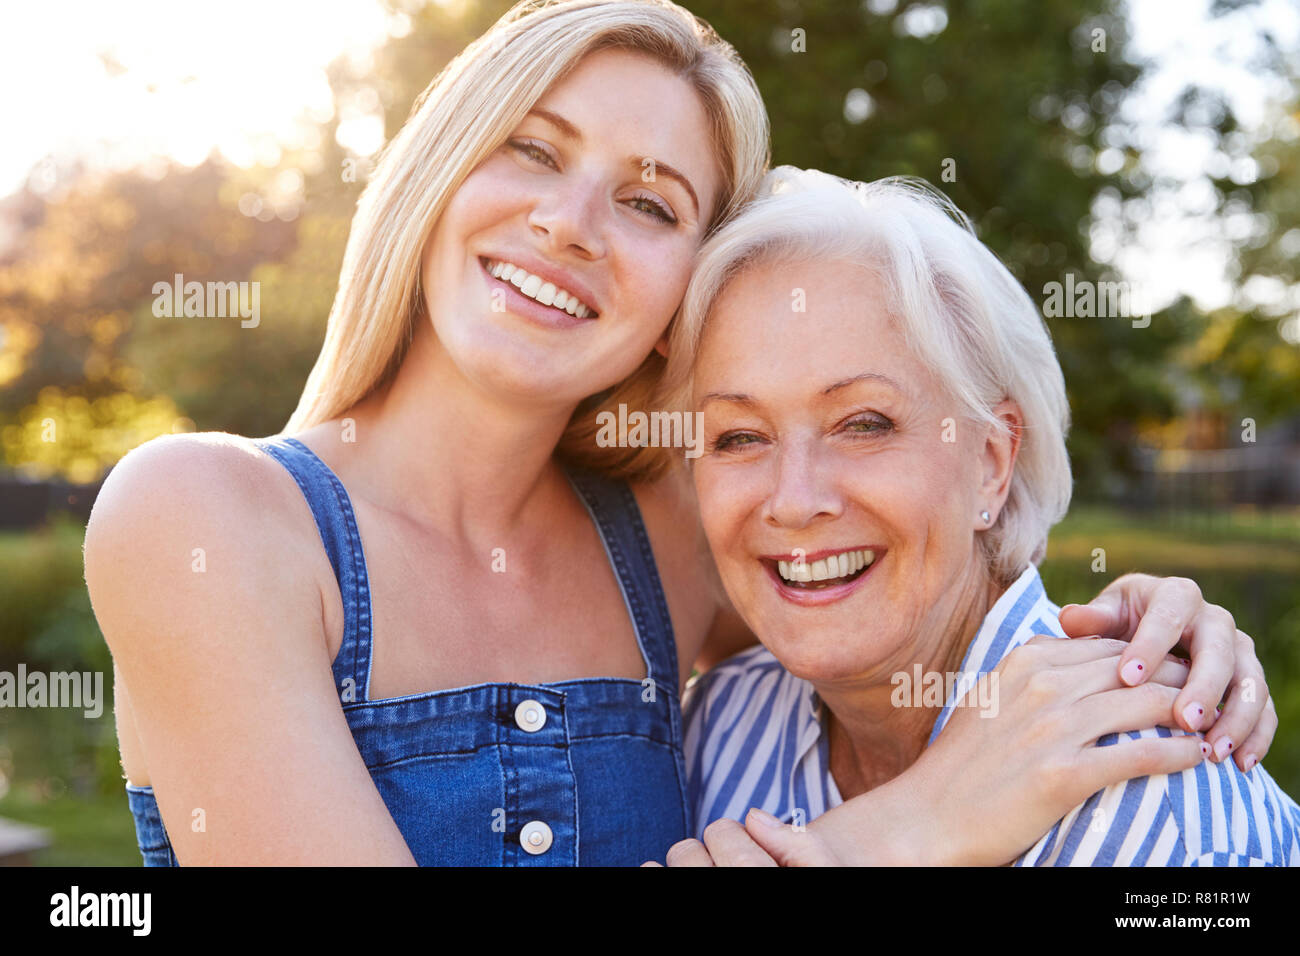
[{"x1": 125, "y1": 436, "x2": 691, "y2": 865}]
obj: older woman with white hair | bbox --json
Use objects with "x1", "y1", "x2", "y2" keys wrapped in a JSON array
[{"x1": 661, "y1": 167, "x2": 1300, "y2": 866}]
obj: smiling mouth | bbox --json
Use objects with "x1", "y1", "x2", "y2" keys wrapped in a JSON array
[
  {"x1": 479, "y1": 257, "x2": 599, "y2": 319},
  {"x1": 763, "y1": 547, "x2": 877, "y2": 590}
]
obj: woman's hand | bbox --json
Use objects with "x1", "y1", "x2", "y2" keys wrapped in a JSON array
[
  {"x1": 1060, "y1": 573, "x2": 1274, "y2": 773},
  {"x1": 653, "y1": 635, "x2": 1207, "y2": 867}
]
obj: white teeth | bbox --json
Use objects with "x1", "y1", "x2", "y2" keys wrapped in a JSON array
[
  {"x1": 775, "y1": 548, "x2": 876, "y2": 584},
  {"x1": 486, "y1": 259, "x2": 593, "y2": 317}
]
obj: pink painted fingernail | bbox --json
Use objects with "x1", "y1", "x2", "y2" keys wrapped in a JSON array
[
  {"x1": 1213, "y1": 737, "x2": 1233, "y2": 761},
  {"x1": 1200, "y1": 742, "x2": 1211, "y2": 759},
  {"x1": 1244, "y1": 755, "x2": 1258, "y2": 773},
  {"x1": 1120, "y1": 659, "x2": 1145, "y2": 685},
  {"x1": 1182, "y1": 702, "x2": 1205, "y2": 731}
]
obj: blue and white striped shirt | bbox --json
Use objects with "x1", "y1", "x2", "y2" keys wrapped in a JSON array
[{"x1": 683, "y1": 565, "x2": 1300, "y2": 865}]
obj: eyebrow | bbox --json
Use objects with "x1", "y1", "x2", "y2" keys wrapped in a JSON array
[
  {"x1": 698, "y1": 391, "x2": 756, "y2": 411},
  {"x1": 698, "y1": 373, "x2": 903, "y2": 411},
  {"x1": 527, "y1": 107, "x2": 700, "y2": 217},
  {"x1": 821, "y1": 372, "x2": 904, "y2": 395}
]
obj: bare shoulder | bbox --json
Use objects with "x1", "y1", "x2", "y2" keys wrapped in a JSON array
[
  {"x1": 89, "y1": 432, "x2": 291, "y2": 522},
  {"x1": 84, "y1": 432, "x2": 327, "y2": 652}
]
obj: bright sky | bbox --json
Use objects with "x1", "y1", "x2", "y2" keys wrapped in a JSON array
[
  {"x1": 0, "y1": 0, "x2": 1295, "y2": 317},
  {"x1": 1113, "y1": 0, "x2": 1299, "y2": 315},
  {"x1": 0, "y1": 0, "x2": 401, "y2": 189}
]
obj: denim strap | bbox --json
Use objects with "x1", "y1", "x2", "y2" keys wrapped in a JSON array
[
  {"x1": 257, "y1": 436, "x2": 374, "y2": 700},
  {"x1": 563, "y1": 467, "x2": 682, "y2": 698}
]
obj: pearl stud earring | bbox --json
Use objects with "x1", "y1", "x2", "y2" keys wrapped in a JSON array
[{"x1": 980, "y1": 510, "x2": 991, "y2": 524}]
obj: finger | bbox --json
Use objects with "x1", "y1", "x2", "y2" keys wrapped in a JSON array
[
  {"x1": 1061, "y1": 573, "x2": 1158, "y2": 641},
  {"x1": 700, "y1": 817, "x2": 779, "y2": 867},
  {"x1": 1032, "y1": 636, "x2": 1133, "y2": 664},
  {"x1": 1078, "y1": 733, "x2": 1206, "y2": 795},
  {"x1": 1171, "y1": 608, "x2": 1238, "y2": 734},
  {"x1": 1117, "y1": 577, "x2": 1203, "y2": 686},
  {"x1": 640, "y1": 861, "x2": 663, "y2": 867},
  {"x1": 1077, "y1": 681, "x2": 1206, "y2": 745},
  {"x1": 1058, "y1": 601, "x2": 1124, "y2": 640},
  {"x1": 664, "y1": 838, "x2": 715, "y2": 867},
  {"x1": 1056, "y1": 654, "x2": 1190, "y2": 699},
  {"x1": 742, "y1": 808, "x2": 839, "y2": 866},
  {"x1": 1203, "y1": 634, "x2": 1268, "y2": 762},
  {"x1": 1233, "y1": 696, "x2": 1277, "y2": 774},
  {"x1": 1025, "y1": 635, "x2": 1189, "y2": 669}
]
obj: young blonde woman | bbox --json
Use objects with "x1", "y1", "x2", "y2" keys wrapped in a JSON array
[{"x1": 85, "y1": 0, "x2": 1276, "y2": 867}]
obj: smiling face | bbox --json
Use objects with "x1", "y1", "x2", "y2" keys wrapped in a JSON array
[
  {"x1": 691, "y1": 257, "x2": 1019, "y2": 683},
  {"x1": 419, "y1": 47, "x2": 722, "y2": 407}
]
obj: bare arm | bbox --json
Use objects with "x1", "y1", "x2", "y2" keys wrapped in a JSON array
[{"x1": 86, "y1": 435, "x2": 415, "y2": 865}]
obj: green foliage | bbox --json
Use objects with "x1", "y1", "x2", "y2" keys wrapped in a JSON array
[
  {"x1": 0, "y1": 163, "x2": 297, "y2": 421},
  {"x1": 1, "y1": 387, "x2": 184, "y2": 483},
  {"x1": 0, "y1": 519, "x2": 130, "y2": 865},
  {"x1": 0, "y1": 516, "x2": 101, "y2": 669},
  {"x1": 125, "y1": 214, "x2": 350, "y2": 436}
]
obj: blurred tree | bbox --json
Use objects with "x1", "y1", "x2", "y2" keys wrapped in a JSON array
[
  {"x1": 126, "y1": 214, "x2": 349, "y2": 436},
  {"x1": 0, "y1": 0, "x2": 1292, "y2": 489},
  {"x1": 0, "y1": 162, "x2": 296, "y2": 434},
  {"x1": 1186, "y1": 98, "x2": 1300, "y2": 424},
  {"x1": 0, "y1": 386, "x2": 184, "y2": 483}
]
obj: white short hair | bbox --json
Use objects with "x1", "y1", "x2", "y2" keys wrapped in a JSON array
[{"x1": 662, "y1": 166, "x2": 1072, "y2": 583}]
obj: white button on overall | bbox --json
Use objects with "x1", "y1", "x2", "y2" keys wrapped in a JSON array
[
  {"x1": 514, "y1": 699, "x2": 546, "y2": 732},
  {"x1": 520, "y1": 821, "x2": 553, "y2": 855}
]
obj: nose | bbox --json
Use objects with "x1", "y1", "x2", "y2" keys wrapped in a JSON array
[
  {"x1": 527, "y1": 177, "x2": 606, "y2": 260},
  {"x1": 762, "y1": 439, "x2": 844, "y2": 531}
]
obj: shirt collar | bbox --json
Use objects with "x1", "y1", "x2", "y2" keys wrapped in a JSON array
[{"x1": 786, "y1": 563, "x2": 1054, "y2": 801}]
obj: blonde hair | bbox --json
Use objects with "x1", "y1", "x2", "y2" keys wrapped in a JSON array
[
  {"x1": 287, "y1": 0, "x2": 770, "y2": 482},
  {"x1": 661, "y1": 167, "x2": 1073, "y2": 585}
]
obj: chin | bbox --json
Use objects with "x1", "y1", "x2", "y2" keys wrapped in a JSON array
[
  {"x1": 451, "y1": 326, "x2": 587, "y2": 400},
  {"x1": 759, "y1": 626, "x2": 896, "y2": 684}
]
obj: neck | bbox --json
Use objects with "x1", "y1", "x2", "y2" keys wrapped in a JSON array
[
  {"x1": 818, "y1": 561, "x2": 1006, "y2": 799},
  {"x1": 322, "y1": 320, "x2": 582, "y2": 546}
]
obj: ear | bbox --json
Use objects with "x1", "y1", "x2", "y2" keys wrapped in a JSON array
[{"x1": 979, "y1": 399, "x2": 1023, "y2": 522}]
